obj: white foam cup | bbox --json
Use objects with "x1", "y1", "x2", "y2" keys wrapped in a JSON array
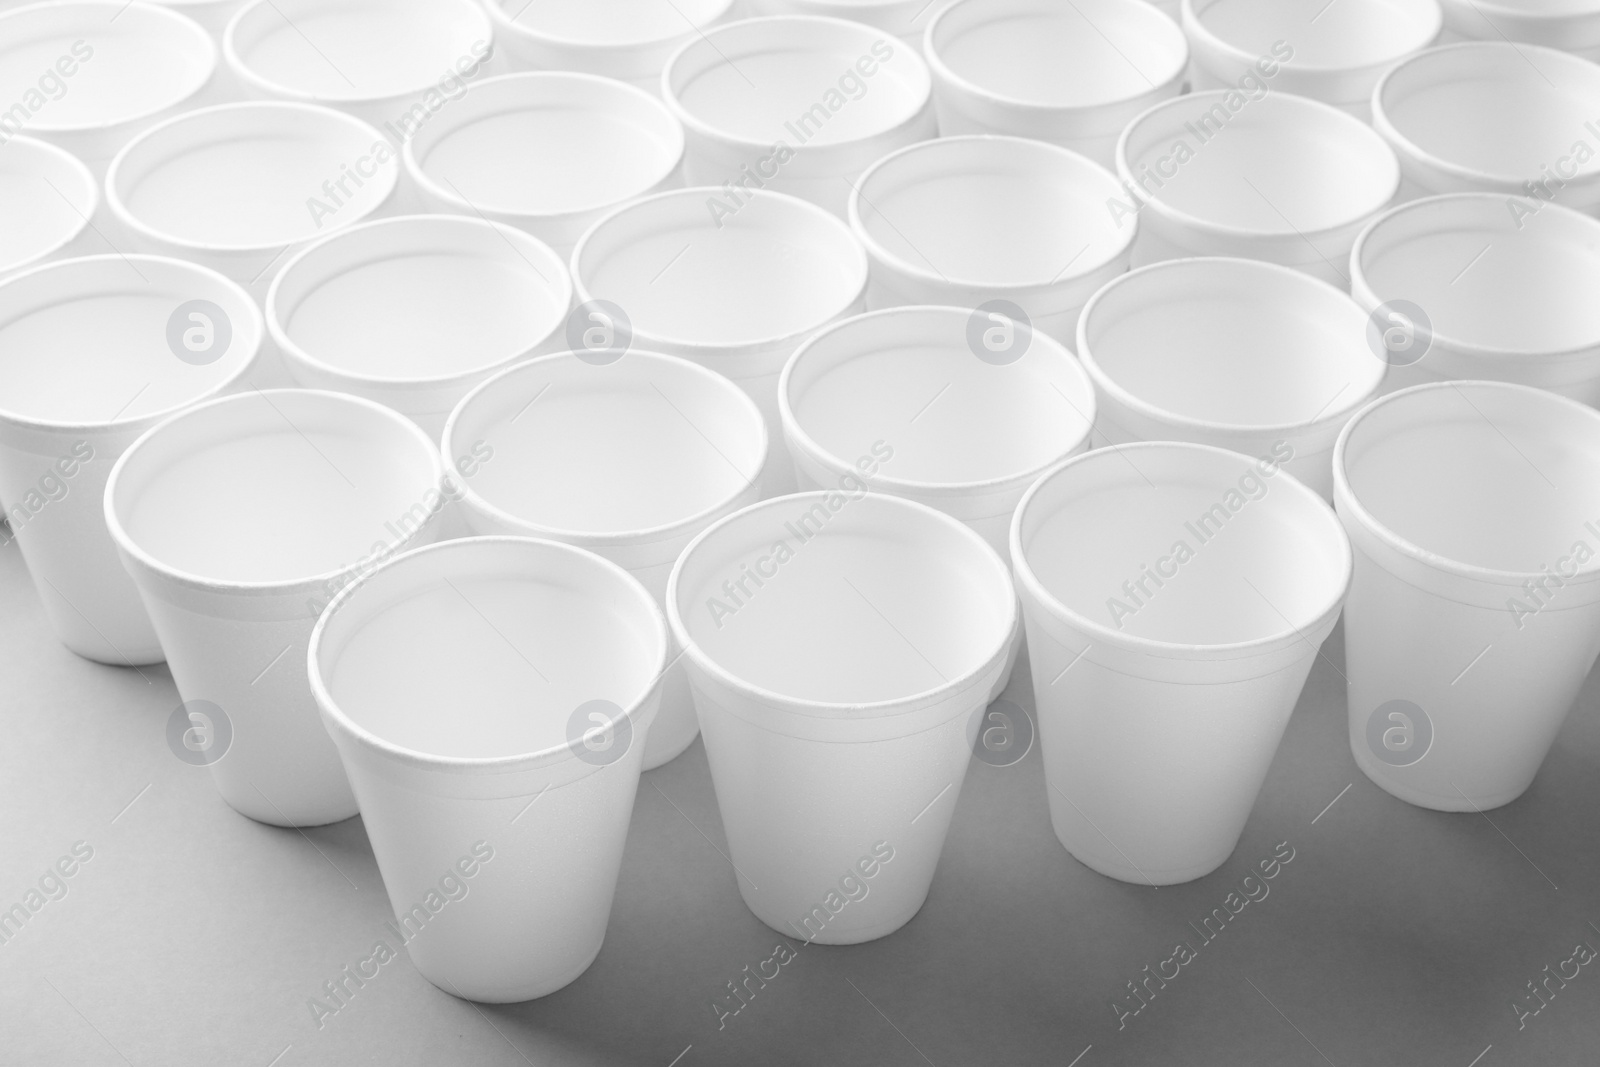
[
  {"x1": 483, "y1": 0, "x2": 733, "y2": 92},
  {"x1": 1373, "y1": 42, "x2": 1600, "y2": 208},
  {"x1": 668, "y1": 491, "x2": 1015, "y2": 942},
  {"x1": 1334, "y1": 380, "x2": 1600, "y2": 810},
  {"x1": 105, "y1": 389, "x2": 446, "y2": 826},
  {"x1": 925, "y1": 0, "x2": 1188, "y2": 168},
  {"x1": 267, "y1": 214, "x2": 571, "y2": 440},
  {"x1": 309, "y1": 536, "x2": 667, "y2": 1002},
  {"x1": 1078, "y1": 258, "x2": 1384, "y2": 499},
  {"x1": 663, "y1": 15, "x2": 936, "y2": 218},
  {"x1": 0, "y1": 1, "x2": 215, "y2": 175},
  {"x1": 0, "y1": 254, "x2": 260, "y2": 663},
  {"x1": 106, "y1": 102, "x2": 398, "y2": 302},
  {"x1": 403, "y1": 72, "x2": 684, "y2": 259},
  {"x1": 848, "y1": 135, "x2": 1134, "y2": 344},
  {"x1": 1012, "y1": 442, "x2": 1351, "y2": 883},
  {"x1": 741, "y1": 0, "x2": 938, "y2": 43},
  {"x1": 1437, "y1": 0, "x2": 1600, "y2": 61},
  {"x1": 0, "y1": 136, "x2": 98, "y2": 284},
  {"x1": 1351, "y1": 193, "x2": 1600, "y2": 404},
  {"x1": 1116, "y1": 90, "x2": 1398, "y2": 288},
  {"x1": 571, "y1": 186, "x2": 867, "y2": 496},
  {"x1": 1183, "y1": 0, "x2": 1440, "y2": 119},
  {"x1": 443, "y1": 350, "x2": 767, "y2": 769}
]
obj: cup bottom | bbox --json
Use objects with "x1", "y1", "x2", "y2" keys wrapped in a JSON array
[
  {"x1": 1351, "y1": 743, "x2": 1532, "y2": 813},
  {"x1": 217, "y1": 785, "x2": 360, "y2": 829},
  {"x1": 742, "y1": 880, "x2": 931, "y2": 946},
  {"x1": 1051, "y1": 814, "x2": 1233, "y2": 886},
  {"x1": 62, "y1": 636, "x2": 166, "y2": 667},
  {"x1": 417, "y1": 939, "x2": 605, "y2": 1004}
]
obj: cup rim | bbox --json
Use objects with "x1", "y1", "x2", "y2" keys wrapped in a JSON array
[
  {"x1": 400, "y1": 70, "x2": 686, "y2": 222},
  {"x1": 481, "y1": 0, "x2": 734, "y2": 51},
  {"x1": 666, "y1": 489, "x2": 1015, "y2": 717},
  {"x1": 103, "y1": 387, "x2": 448, "y2": 595},
  {"x1": 440, "y1": 348, "x2": 770, "y2": 546},
  {"x1": 104, "y1": 101, "x2": 397, "y2": 255},
  {"x1": 264, "y1": 213, "x2": 573, "y2": 390},
  {"x1": 0, "y1": 253, "x2": 264, "y2": 431},
  {"x1": 1010, "y1": 440, "x2": 1353, "y2": 656},
  {"x1": 1180, "y1": 0, "x2": 1442, "y2": 77},
  {"x1": 307, "y1": 534, "x2": 670, "y2": 774},
  {"x1": 1077, "y1": 256, "x2": 1384, "y2": 435},
  {"x1": 570, "y1": 185, "x2": 869, "y2": 356},
  {"x1": 1332, "y1": 378, "x2": 1600, "y2": 583},
  {"x1": 847, "y1": 133, "x2": 1136, "y2": 291},
  {"x1": 0, "y1": 135, "x2": 98, "y2": 275},
  {"x1": 779, "y1": 304, "x2": 1097, "y2": 493}
]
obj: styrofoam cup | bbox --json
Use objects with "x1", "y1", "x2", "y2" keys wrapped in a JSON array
[
  {"x1": 571, "y1": 186, "x2": 867, "y2": 496},
  {"x1": 1013, "y1": 442, "x2": 1350, "y2": 883},
  {"x1": 663, "y1": 15, "x2": 935, "y2": 218},
  {"x1": 742, "y1": 0, "x2": 938, "y2": 43},
  {"x1": 1351, "y1": 193, "x2": 1600, "y2": 404},
  {"x1": 926, "y1": 0, "x2": 1188, "y2": 168},
  {"x1": 1078, "y1": 257, "x2": 1384, "y2": 499},
  {"x1": 309, "y1": 536, "x2": 667, "y2": 1002},
  {"x1": 106, "y1": 102, "x2": 398, "y2": 301},
  {"x1": 105, "y1": 389, "x2": 446, "y2": 826},
  {"x1": 0, "y1": 135, "x2": 98, "y2": 284},
  {"x1": 483, "y1": 0, "x2": 733, "y2": 93},
  {"x1": 848, "y1": 134, "x2": 1134, "y2": 344},
  {"x1": 403, "y1": 72, "x2": 684, "y2": 258},
  {"x1": 1334, "y1": 380, "x2": 1600, "y2": 811},
  {"x1": 0, "y1": 254, "x2": 261, "y2": 663},
  {"x1": 267, "y1": 214, "x2": 571, "y2": 439},
  {"x1": 1183, "y1": 0, "x2": 1440, "y2": 119},
  {"x1": 223, "y1": 0, "x2": 493, "y2": 131},
  {"x1": 1117, "y1": 89, "x2": 1398, "y2": 288},
  {"x1": 0, "y1": 1, "x2": 215, "y2": 174},
  {"x1": 1437, "y1": 0, "x2": 1600, "y2": 61},
  {"x1": 1373, "y1": 42, "x2": 1600, "y2": 208},
  {"x1": 443, "y1": 350, "x2": 767, "y2": 769},
  {"x1": 668, "y1": 491, "x2": 1015, "y2": 942}
]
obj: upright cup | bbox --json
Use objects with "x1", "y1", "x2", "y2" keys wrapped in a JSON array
[
  {"x1": 105, "y1": 390, "x2": 446, "y2": 826},
  {"x1": 1012, "y1": 442, "x2": 1350, "y2": 883},
  {"x1": 0, "y1": 254, "x2": 260, "y2": 664},
  {"x1": 1373, "y1": 42, "x2": 1600, "y2": 209},
  {"x1": 662, "y1": 15, "x2": 936, "y2": 218},
  {"x1": 668, "y1": 492, "x2": 1016, "y2": 943},
  {"x1": 741, "y1": 0, "x2": 937, "y2": 43},
  {"x1": 267, "y1": 214, "x2": 571, "y2": 439},
  {"x1": 1351, "y1": 194, "x2": 1600, "y2": 404},
  {"x1": 1078, "y1": 257, "x2": 1384, "y2": 498},
  {"x1": 310, "y1": 536, "x2": 667, "y2": 1002},
  {"x1": 571, "y1": 186, "x2": 867, "y2": 496},
  {"x1": 1183, "y1": 0, "x2": 1440, "y2": 119},
  {"x1": 848, "y1": 135, "x2": 1134, "y2": 344},
  {"x1": 403, "y1": 72, "x2": 684, "y2": 259},
  {"x1": 1437, "y1": 0, "x2": 1600, "y2": 61},
  {"x1": 926, "y1": 0, "x2": 1188, "y2": 168},
  {"x1": 483, "y1": 0, "x2": 733, "y2": 93},
  {"x1": 0, "y1": 1, "x2": 215, "y2": 175},
  {"x1": 1117, "y1": 89, "x2": 1398, "y2": 288},
  {"x1": 1334, "y1": 381, "x2": 1600, "y2": 811},
  {"x1": 443, "y1": 350, "x2": 767, "y2": 768},
  {"x1": 0, "y1": 136, "x2": 98, "y2": 284}
]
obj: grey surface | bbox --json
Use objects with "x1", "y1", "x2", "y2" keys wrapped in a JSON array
[{"x1": 2, "y1": 536, "x2": 1598, "y2": 1067}]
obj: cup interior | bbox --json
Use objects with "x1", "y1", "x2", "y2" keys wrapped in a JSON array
[
  {"x1": 575, "y1": 188, "x2": 866, "y2": 349},
  {"x1": 488, "y1": 0, "x2": 730, "y2": 48},
  {"x1": 673, "y1": 492, "x2": 1013, "y2": 706},
  {"x1": 1017, "y1": 444, "x2": 1348, "y2": 646},
  {"x1": 1081, "y1": 259, "x2": 1380, "y2": 429},
  {"x1": 854, "y1": 136, "x2": 1129, "y2": 286},
  {"x1": 1339, "y1": 382, "x2": 1600, "y2": 574},
  {"x1": 0, "y1": 1, "x2": 213, "y2": 132},
  {"x1": 110, "y1": 103, "x2": 395, "y2": 251},
  {"x1": 227, "y1": 0, "x2": 490, "y2": 103},
  {"x1": 312, "y1": 537, "x2": 665, "y2": 761},
  {"x1": 931, "y1": 0, "x2": 1185, "y2": 107},
  {"x1": 406, "y1": 72, "x2": 683, "y2": 219},
  {"x1": 665, "y1": 16, "x2": 929, "y2": 146},
  {"x1": 1121, "y1": 91, "x2": 1397, "y2": 234},
  {"x1": 449, "y1": 352, "x2": 767, "y2": 538},
  {"x1": 1378, "y1": 43, "x2": 1600, "y2": 183},
  {"x1": 271, "y1": 215, "x2": 569, "y2": 383},
  {"x1": 785, "y1": 306, "x2": 1094, "y2": 487},
  {"x1": 109, "y1": 390, "x2": 443, "y2": 585},
  {"x1": 1357, "y1": 195, "x2": 1600, "y2": 356},
  {"x1": 0, "y1": 255, "x2": 258, "y2": 426},
  {"x1": 0, "y1": 137, "x2": 95, "y2": 274},
  {"x1": 1191, "y1": 0, "x2": 1438, "y2": 71}
]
